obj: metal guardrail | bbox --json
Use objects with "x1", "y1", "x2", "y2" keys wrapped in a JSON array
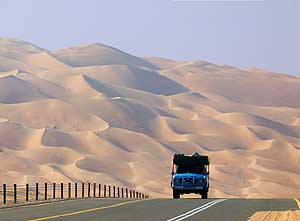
[{"x1": 0, "y1": 183, "x2": 149, "y2": 205}]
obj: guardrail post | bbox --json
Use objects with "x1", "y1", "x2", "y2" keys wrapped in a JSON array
[
  {"x1": 45, "y1": 183, "x2": 47, "y2": 200},
  {"x1": 126, "y1": 188, "x2": 128, "y2": 198},
  {"x1": 104, "y1": 185, "x2": 106, "y2": 198},
  {"x1": 113, "y1": 186, "x2": 115, "y2": 198},
  {"x1": 35, "y1": 183, "x2": 39, "y2": 201},
  {"x1": 117, "y1": 187, "x2": 120, "y2": 198},
  {"x1": 68, "y1": 183, "x2": 71, "y2": 198},
  {"x1": 98, "y1": 184, "x2": 101, "y2": 198},
  {"x1": 88, "y1": 183, "x2": 91, "y2": 198},
  {"x1": 3, "y1": 184, "x2": 6, "y2": 204},
  {"x1": 82, "y1": 183, "x2": 85, "y2": 198},
  {"x1": 61, "y1": 183, "x2": 64, "y2": 199},
  {"x1": 53, "y1": 183, "x2": 56, "y2": 199},
  {"x1": 109, "y1": 186, "x2": 111, "y2": 198},
  {"x1": 129, "y1": 190, "x2": 132, "y2": 198},
  {"x1": 75, "y1": 183, "x2": 78, "y2": 198},
  {"x1": 26, "y1": 184, "x2": 29, "y2": 202},
  {"x1": 121, "y1": 188, "x2": 124, "y2": 198},
  {"x1": 13, "y1": 184, "x2": 17, "y2": 203},
  {"x1": 93, "y1": 183, "x2": 96, "y2": 198}
]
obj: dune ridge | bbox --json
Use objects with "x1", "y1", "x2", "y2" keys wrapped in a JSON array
[{"x1": 0, "y1": 37, "x2": 299, "y2": 198}]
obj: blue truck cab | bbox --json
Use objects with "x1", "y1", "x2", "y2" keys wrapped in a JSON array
[{"x1": 171, "y1": 153, "x2": 210, "y2": 199}]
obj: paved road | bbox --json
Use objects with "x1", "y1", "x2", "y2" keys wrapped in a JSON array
[{"x1": 0, "y1": 198, "x2": 298, "y2": 221}]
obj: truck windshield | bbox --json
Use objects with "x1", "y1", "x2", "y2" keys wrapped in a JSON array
[{"x1": 176, "y1": 166, "x2": 205, "y2": 174}]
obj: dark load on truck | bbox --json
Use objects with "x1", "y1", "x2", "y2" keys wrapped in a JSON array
[{"x1": 173, "y1": 153, "x2": 210, "y2": 167}]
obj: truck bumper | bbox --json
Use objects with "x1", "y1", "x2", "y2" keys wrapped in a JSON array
[{"x1": 172, "y1": 186, "x2": 207, "y2": 194}]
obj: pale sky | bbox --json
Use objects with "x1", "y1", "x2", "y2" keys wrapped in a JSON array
[{"x1": 0, "y1": 0, "x2": 298, "y2": 75}]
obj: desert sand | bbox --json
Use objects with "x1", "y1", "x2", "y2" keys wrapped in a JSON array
[
  {"x1": 248, "y1": 211, "x2": 300, "y2": 221},
  {"x1": 0, "y1": 37, "x2": 300, "y2": 198}
]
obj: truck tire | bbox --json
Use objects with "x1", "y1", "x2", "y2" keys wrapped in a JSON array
[
  {"x1": 201, "y1": 191, "x2": 208, "y2": 199},
  {"x1": 173, "y1": 190, "x2": 180, "y2": 199}
]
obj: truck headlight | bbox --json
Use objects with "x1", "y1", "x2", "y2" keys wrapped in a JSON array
[
  {"x1": 194, "y1": 179, "x2": 204, "y2": 185},
  {"x1": 174, "y1": 178, "x2": 182, "y2": 185}
]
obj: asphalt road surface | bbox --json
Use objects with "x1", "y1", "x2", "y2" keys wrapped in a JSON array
[{"x1": 0, "y1": 198, "x2": 298, "y2": 221}]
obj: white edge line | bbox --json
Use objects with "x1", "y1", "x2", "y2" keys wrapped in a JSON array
[
  {"x1": 165, "y1": 200, "x2": 221, "y2": 221},
  {"x1": 165, "y1": 199, "x2": 225, "y2": 221},
  {"x1": 175, "y1": 199, "x2": 226, "y2": 221}
]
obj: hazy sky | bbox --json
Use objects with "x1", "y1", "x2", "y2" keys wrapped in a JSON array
[{"x1": 0, "y1": 0, "x2": 298, "y2": 75}]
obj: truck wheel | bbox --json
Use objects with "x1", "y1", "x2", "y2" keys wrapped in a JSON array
[
  {"x1": 173, "y1": 190, "x2": 180, "y2": 199},
  {"x1": 201, "y1": 191, "x2": 208, "y2": 199}
]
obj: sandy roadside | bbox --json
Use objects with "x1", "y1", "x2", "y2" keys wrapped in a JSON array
[{"x1": 249, "y1": 211, "x2": 300, "y2": 221}]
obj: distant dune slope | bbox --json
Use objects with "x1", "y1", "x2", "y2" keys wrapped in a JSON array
[
  {"x1": 154, "y1": 60, "x2": 300, "y2": 108},
  {"x1": 52, "y1": 43, "x2": 156, "y2": 69},
  {"x1": 0, "y1": 37, "x2": 300, "y2": 198}
]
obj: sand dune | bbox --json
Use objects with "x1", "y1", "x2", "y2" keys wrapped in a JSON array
[
  {"x1": 0, "y1": 56, "x2": 37, "y2": 73},
  {"x1": 0, "y1": 37, "x2": 300, "y2": 198},
  {"x1": 160, "y1": 61, "x2": 300, "y2": 108},
  {"x1": 25, "y1": 52, "x2": 70, "y2": 70},
  {"x1": 0, "y1": 99, "x2": 108, "y2": 131},
  {"x1": 0, "y1": 38, "x2": 45, "y2": 60},
  {"x1": 74, "y1": 65, "x2": 188, "y2": 95},
  {"x1": 0, "y1": 74, "x2": 46, "y2": 103},
  {"x1": 17, "y1": 73, "x2": 70, "y2": 99},
  {"x1": 52, "y1": 43, "x2": 155, "y2": 69}
]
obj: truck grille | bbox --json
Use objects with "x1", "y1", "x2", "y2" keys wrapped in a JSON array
[{"x1": 184, "y1": 178, "x2": 193, "y2": 182}]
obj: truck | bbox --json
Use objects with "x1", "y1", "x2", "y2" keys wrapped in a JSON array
[{"x1": 171, "y1": 153, "x2": 210, "y2": 199}]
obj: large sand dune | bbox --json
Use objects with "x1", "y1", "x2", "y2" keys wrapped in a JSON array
[{"x1": 0, "y1": 37, "x2": 300, "y2": 198}]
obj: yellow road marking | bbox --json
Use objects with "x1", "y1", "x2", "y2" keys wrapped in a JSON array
[
  {"x1": 294, "y1": 198, "x2": 300, "y2": 210},
  {"x1": 28, "y1": 198, "x2": 151, "y2": 221}
]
